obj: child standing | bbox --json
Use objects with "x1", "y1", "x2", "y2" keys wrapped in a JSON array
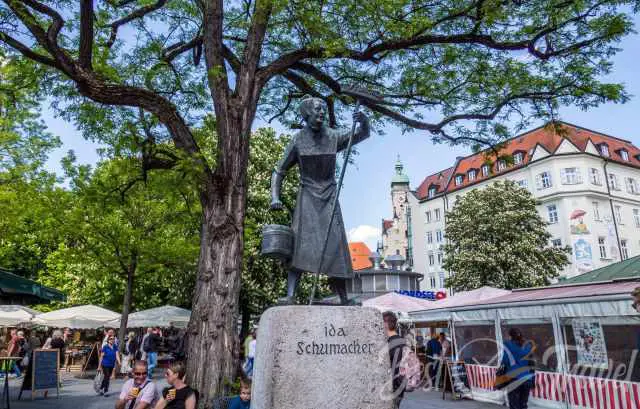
[{"x1": 228, "y1": 380, "x2": 251, "y2": 409}]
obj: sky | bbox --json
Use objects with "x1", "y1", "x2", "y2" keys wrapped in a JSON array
[{"x1": 42, "y1": 16, "x2": 640, "y2": 251}]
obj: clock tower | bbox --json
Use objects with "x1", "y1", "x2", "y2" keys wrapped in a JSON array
[{"x1": 381, "y1": 156, "x2": 412, "y2": 268}]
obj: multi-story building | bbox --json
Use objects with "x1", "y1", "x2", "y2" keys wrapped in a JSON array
[{"x1": 380, "y1": 122, "x2": 640, "y2": 290}]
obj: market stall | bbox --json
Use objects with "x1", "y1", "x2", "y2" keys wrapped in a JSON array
[
  {"x1": 0, "y1": 305, "x2": 40, "y2": 327},
  {"x1": 408, "y1": 280, "x2": 640, "y2": 408},
  {"x1": 107, "y1": 305, "x2": 191, "y2": 329}
]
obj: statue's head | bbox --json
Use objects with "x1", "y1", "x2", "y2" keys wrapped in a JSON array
[{"x1": 300, "y1": 96, "x2": 327, "y2": 131}]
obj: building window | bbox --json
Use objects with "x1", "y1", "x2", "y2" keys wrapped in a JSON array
[
  {"x1": 621, "y1": 240, "x2": 629, "y2": 260},
  {"x1": 497, "y1": 160, "x2": 506, "y2": 171},
  {"x1": 455, "y1": 175, "x2": 463, "y2": 186},
  {"x1": 425, "y1": 211, "x2": 431, "y2": 223},
  {"x1": 552, "y1": 238, "x2": 562, "y2": 248},
  {"x1": 439, "y1": 272, "x2": 446, "y2": 288},
  {"x1": 429, "y1": 276, "x2": 436, "y2": 288},
  {"x1": 547, "y1": 204, "x2": 559, "y2": 224},
  {"x1": 386, "y1": 275, "x2": 400, "y2": 290},
  {"x1": 517, "y1": 179, "x2": 528, "y2": 189},
  {"x1": 428, "y1": 252, "x2": 435, "y2": 266},
  {"x1": 608, "y1": 173, "x2": 619, "y2": 190},
  {"x1": 513, "y1": 152, "x2": 523, "y2": 165},
  {"x1": 536, "y1": 171, "x2": 552, "y2": 190},
  {"x1": 589, "y1": 168, "x2": 602, "y2": 186},
  {"x1": 598, "y1": 237, "x2": 607, "y2": 259},
  {"x1": 626, "y1": 178, "x2": 638, "y2": 194},
  {"x1": 615, "y1": 205, "x2": 623, "y2": 224},
  {"x1": 434, "y1": 209, "x2": 441, "y2": 221},
  {"x1": 561, "y1": 168, "x2": 582, "y2": 185},
  {"x1": 426, "y1": 231, "x2": 433, "y2": 244},
  {"x1": 481, "y1": 164, "x2": 490, "y2": 177},
  {"x1": 634, "y1": 209, "x2": 640, "y2": 228},
  {"x1": 436, "y1": 230, "x2": 443, "y2": 243},
  {"x1": 593, "y1": 202, "x2": 601, "y2": 221},
  {"x1": 600, "y1": 144, "x2": 609, "y2": 157},
  {"x1": 428, "y1": 187, "x2": 437, "y2": 198},
  {"x1": 437, "y1": 252, "x2": 443, "y2": 264},
  {"x1": 621, "y1": 150, "x2": 629, "y2": 161},
  {"x1": 468, "y1": 170, "x2": 476, "y2": 181}
]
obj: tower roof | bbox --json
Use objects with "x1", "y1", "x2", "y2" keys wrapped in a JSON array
[{"x1": 391, "y1": 155, "x2": 410, "y2": 185}]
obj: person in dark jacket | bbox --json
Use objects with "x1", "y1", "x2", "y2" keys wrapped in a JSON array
[
  {"x1": 426, "y1": 334, "x2": 442, "y2": 389},
  {"x1": 383, "y1": 311, "x2": 405, "y2": 409},
  {"x1": 502, "y1": 328, "x2": 535, "y2": 409}
]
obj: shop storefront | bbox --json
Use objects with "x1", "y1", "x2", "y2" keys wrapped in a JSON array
[{"x1": 408, "y1": 280, "x2": 640, "y2": 409}]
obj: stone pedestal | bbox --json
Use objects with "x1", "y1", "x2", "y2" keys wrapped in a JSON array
[{"x1": 252, "y1": 306, "x2": 394, "y2": 409}]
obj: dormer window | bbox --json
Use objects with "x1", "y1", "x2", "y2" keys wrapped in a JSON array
[
  {"x1": 497, "y1": 160, "x2": 506, "y2": 171},
  {"x1": 428, "y1": 187, "x2": 437, "y2": 198},
  {"x1": 455, "y1": 175, "x2": 463, "y2": 186},
  {"x1": 600, "y1": 144, "x2": 609, "y2": 157},
  {"x1": 481, "y1": 164, "x2": 490, "y2": 177},
  {"x1": 468, "y1": 170, "x2": 477, "y2": 181},
  {"x1": 513, "y1": 152, "x2": 524, "y2": 165},
  {"x1": 620, "y1": 149, "x2": 629, "y2": 161}
]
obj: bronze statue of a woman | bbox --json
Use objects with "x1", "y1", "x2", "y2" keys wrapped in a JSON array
[{"x1": 270, "y1": 96, "x2": 370, "y2": 304}]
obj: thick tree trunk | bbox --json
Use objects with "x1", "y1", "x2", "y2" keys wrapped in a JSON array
[
  {"x1": 186, "y1": 114, "x2": 250, "y2": 406},
  {"x1": 118, "y1": 256, "x2": 136, "y2": 354}
]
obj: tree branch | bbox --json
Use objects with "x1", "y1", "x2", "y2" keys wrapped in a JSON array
[
  {"x1": 0, "y1": 32, "x2": 59, "y2": 68},
  {"x1": 162, "y1": 35, "x2": 241, "y2": 74},
  {"x1": 106, "y1": 0, "x2": 169, "y2": 48},
  {"x1": 79, "y1": 0, "x2": 94, "y2": 69}
]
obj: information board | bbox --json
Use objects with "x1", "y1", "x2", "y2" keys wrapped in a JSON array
[
  {"x1": 32, "y1": 349, "x2": 59, "y2": 398},
  {"x1": 443, "y1": 361, "x2": 472, "y2": 400}
]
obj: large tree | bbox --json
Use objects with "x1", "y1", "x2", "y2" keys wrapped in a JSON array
[
  {"x1": 0, "y1": 0, "x2": 635, "y2": 400},
  {"x1": 443, "y1": 180, "x2": 571, "y2": 290}
]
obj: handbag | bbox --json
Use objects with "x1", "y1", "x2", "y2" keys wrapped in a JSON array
[
  {"x1": 494, "y1": 362, "x2": 513, "y2": 390},
  {"x1": 93, "y1": 370, "x2": 104, "y2": 393}
]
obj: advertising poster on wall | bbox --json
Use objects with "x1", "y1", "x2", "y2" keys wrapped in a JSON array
[
  {"x1": 572, "y1": 319, "x2": 608, "y2": 369},
  {"x1": 570, "y1": 209, "x2": 593, "y2": 273}
]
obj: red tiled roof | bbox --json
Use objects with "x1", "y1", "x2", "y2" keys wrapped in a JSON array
[
  {"x1": 417, "y1": 122, "x2": 640, "y2": 197},
  {"x1": 415, "y1": 167, "x2": 454, "y2": 200},
  {"x1": 348, "y1": 242, "x2": 373, "y2": 271}
]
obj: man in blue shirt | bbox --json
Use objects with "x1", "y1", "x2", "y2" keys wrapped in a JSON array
[{"x1": 502, "y1": 328, "x2": 535, "y2": 409}]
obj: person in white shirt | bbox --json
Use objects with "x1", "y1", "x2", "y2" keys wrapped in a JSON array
[{"x1": 116, "y1": 361, "x2": 160, "y2": 409}]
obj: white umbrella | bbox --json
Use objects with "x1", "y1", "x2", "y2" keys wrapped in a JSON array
[
  {"x1": 0, "y1": 305, "x2": 40, "y2": 327},
  {"x1": 31, "y1": 305, "x2": 119, "y2": 329},
  {"x1": 108, "y1": 306, "x2": 191, "y2": 329}
]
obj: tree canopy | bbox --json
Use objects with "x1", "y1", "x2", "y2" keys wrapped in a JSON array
[{"x1": 443, "y1": 180, "x2": 571, "y2": 290}]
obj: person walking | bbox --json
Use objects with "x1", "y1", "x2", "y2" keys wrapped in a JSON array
[
  {"x1": 426, "y1": 334, "x2": 442, "y2": 389},
  {"x1": 144, "y1": 328, "x2": 162, "y2": 380},
  {"x1": 97, "y1": 336, "x2": 120, "y2": 396},
  {"x1": 243, "y1": 332, "x2": 256, "y2": 378},
  {"x1": 154, "y1": 362, "x2": 197, "y2": 409},
  {"x1": 122, "y1": 331, "x2": 138, "y2": 376},
  {"x1": 502, "y1": 328, "x2": 536, "y2": 409},
  {"x1": 383, "y1": 311, "x2": 405, "y2": 409}
]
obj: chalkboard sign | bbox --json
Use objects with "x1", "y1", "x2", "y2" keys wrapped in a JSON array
[
  {"x1": 443, "y1": 361, "x2": 472, "y2": 400},
  {"x1": 31, "y1": 349, "x2": 59, "y2": 398}
]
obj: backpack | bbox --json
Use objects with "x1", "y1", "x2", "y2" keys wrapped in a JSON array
[{"x1": 399, "y1": 345, "x2": 422, "y2": 392}]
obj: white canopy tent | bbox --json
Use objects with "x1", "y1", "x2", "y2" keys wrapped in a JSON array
[
  {"x1": 108, "y1": 306, "x2": 191, "y2": 329},
  {"x1": 30, "y1": 305, "x2": 119, "y2": 329},
  {"x1": 0, "y1": 305, "x2": 40, "y2": 327},
  {"x1": 362, "y1": 292, "x2": 433, "y2": 317}
]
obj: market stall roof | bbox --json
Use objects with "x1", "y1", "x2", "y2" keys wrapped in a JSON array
[
  {"x1": 0, "y1": 305, "x2": 41, "y2": 327},
  {"x1": 362, "y1": 292, "x2": 432, "y2": 313},
  {"x1": 411, "y1": 286, "x2": 511, "y2": 311},
  {"x1": 560, "y1": 255, "x2": 640, "y2": 284},
  {"x1": 409, "y1": 280, "x2": 640, "y2": 323},
  {"x1": 0, "y1": 268, "x2": 65, "y2": 304},
  {"x1": 30, "y1": 305, "x2": 119, "y2": 329},
  {"x1": 108, "y1": 306, "x2": 191, "y2": 329}
]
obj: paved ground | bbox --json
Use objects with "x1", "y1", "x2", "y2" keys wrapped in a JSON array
[{"x1": 1, "y1": 372, "x2": 504, "y2": 409}]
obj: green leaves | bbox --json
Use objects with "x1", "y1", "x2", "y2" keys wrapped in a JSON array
[{"x1": 442, "y1": 180, "x2": 570, "y2": 291}]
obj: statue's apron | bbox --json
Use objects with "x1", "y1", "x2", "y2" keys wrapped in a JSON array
[{"x1": 289, "y1": 131, "x2": 353, "y2": 278}]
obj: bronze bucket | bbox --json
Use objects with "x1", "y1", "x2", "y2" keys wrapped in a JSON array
[{"x1": 261, "y1": 224, "x2": 294, "y2": 260}]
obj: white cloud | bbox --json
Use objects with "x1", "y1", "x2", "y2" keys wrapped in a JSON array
[{"x1": 347, "y1": 225, "x2": 381, "y2": 251}]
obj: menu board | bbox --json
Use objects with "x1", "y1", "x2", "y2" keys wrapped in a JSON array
[
  {"x1": 445, "y1": 361, "x2": 472, "y2": 400},
  {"x1": 32, "y1": 349, "x2": 59, "y2": 394}
]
